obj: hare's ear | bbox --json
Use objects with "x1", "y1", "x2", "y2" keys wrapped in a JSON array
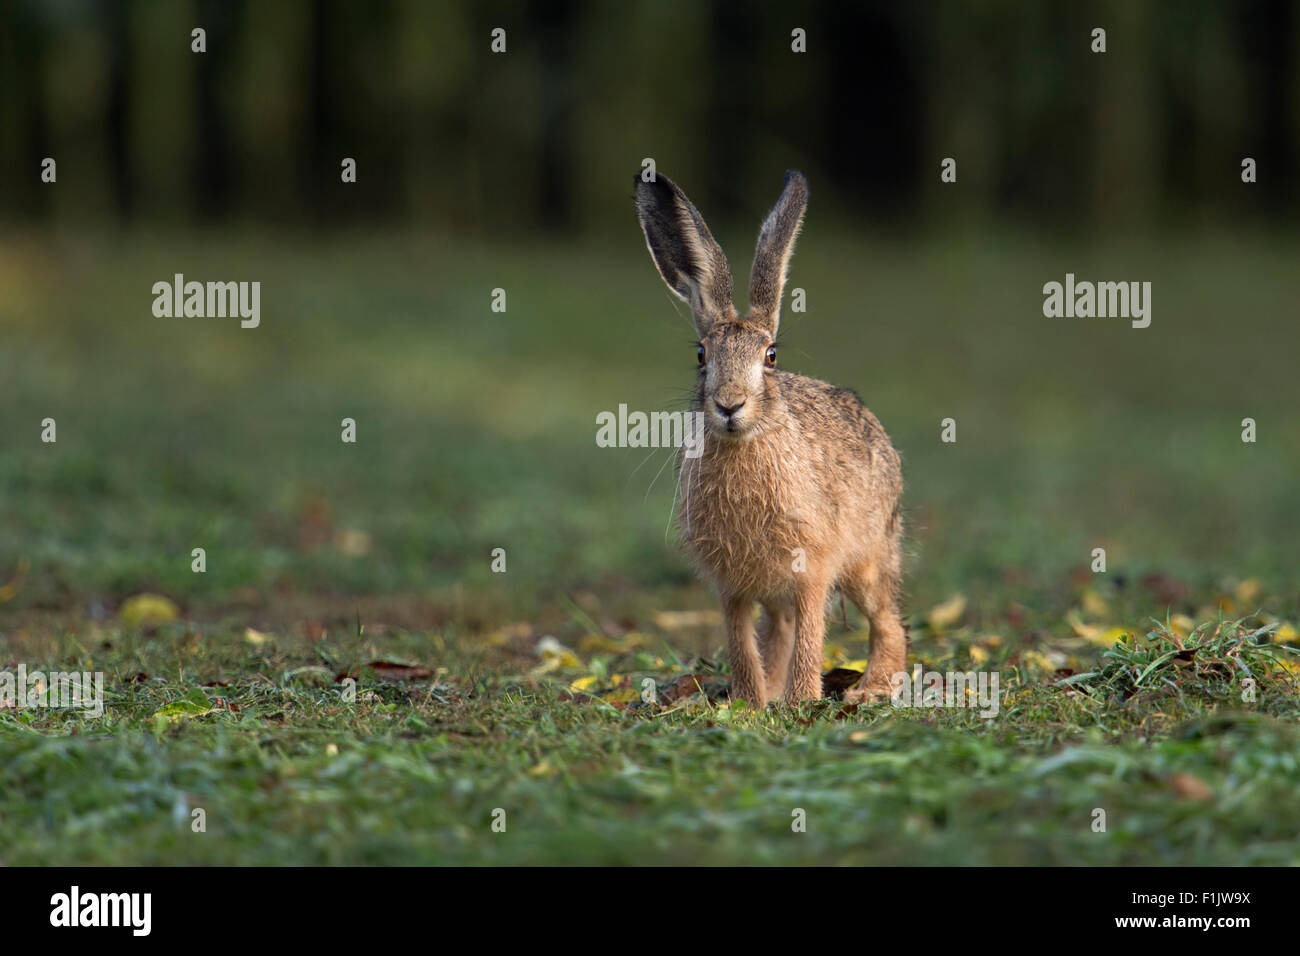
[
  {"x1": 748, "y1": 170, "x2": 808, "y2": 335},
  {"x1": 634, "y1": 172, "x2": 735, "y2": 335}
]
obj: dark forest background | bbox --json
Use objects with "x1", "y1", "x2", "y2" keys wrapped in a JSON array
[{"x1": 2, "y1": 0, "x2": 1298, "y2": 235}]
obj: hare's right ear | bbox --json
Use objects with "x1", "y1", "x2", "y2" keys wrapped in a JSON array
[
  {"x1": 748, "y1": 170, "x2": 808, "y2": 336},
  {"x1": 634, "y1": 172, "x2": 735, "y2": 335}
]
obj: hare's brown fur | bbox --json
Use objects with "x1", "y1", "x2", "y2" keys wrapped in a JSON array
[{"x1": 635, "y1": 170, "x2": 906, "y2": 706}]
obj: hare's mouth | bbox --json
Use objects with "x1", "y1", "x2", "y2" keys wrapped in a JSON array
[{"x1": 709, "y1": 414, "x2": 756, "y2": 441}]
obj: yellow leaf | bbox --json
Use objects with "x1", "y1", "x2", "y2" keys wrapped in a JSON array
[
  {"x1": 653, "y1": 610, "x2": 722, "y2": 631},
  {"x1": 1081, "y1": 589, "x2": 1109, "y2": 619},
  {"x1": 1067, "y1": 611, "x2": 1103, "y2": 642},
  {"x1": 1020, "y1": 650, "x2": 1056, "y2": 674},
  {"x1": 118, "y1": 594, "x2": 179, "y2": 629},
  {"x1": 568, "y1": 675, "x2": 598, "y2": 692},
  {"x1": 1236, "y1": 579, "x2": 1262, "y2": 605},
  {"x1": 0, "y1": 556, "x2": 31, "y2": 603},
  {"x1": 535, "y1": 636, "x2": 581, "y2": 668},
  {"x1": 1102, "y1": 627, "x2": 1130, "y2": 647},
  {"x1": 484, "y1": 621, "x2": 533, "y2": 646},
  {"x1": 244, "y1": 627, "x2": 273, "y2": 646},
  {"x1": 599, "y1": 687, "x2": 640, "y2": 707},
  {"x1": 969, "y1": 645, "x2": 989, "y2": 665},
  {"x1": 1275, "y1": 623, "x2": 1298, "y2": 645},
  {"x1": 577, "y1": 633, "x2": 626, "y2": 654},
  {"x1": 1170, "y1": 614, "x2": 1196, "y2": 638},
  {"x1": 151, "y1": 699, "x2": 213, "y2": 724},
  {"x1": 928, "y1": 594, "x2": 967, "y2": 630},
  {"x1": 333, "y1": 529, "x2": 372, "y2": 556}
]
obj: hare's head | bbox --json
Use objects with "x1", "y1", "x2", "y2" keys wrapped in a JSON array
[{"x1": 635, "y1": 170, "x2": 808, "y2": 439}]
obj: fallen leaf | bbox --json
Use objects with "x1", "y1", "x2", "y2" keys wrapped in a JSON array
[
  {"x1": 0, "y1": 557, "x2": 30, "y2": 603},
  {"x1": 333, "y1": 529, "x2": 371, "y2": 556},
  {"x1": 556, "y1": 688, "x2": 604, "y2": 706},
  {"x1": 1067, "y1": 612, "x2": 1129, "y2": 647},
  {"x1": 1081, "y1": 588, "x2": 1110, "y2": 619},
  {"x1": 653, "y1": 610, "x2": 722, "y2": 631},
  {"x1": 658, "y1": 673, "x2": 727, "y2": 704},
  {"x1": 119, "y1": 594, "x2": 180, "y2": 629},
  {"x1": 597, "y1": 687, "x2": 640, "y2": 710},
  {"x1": 534, "y1": 636, "x2": 581, "y2": 668},
  {"x1": 364, "y1": 660, "x2": 434, "y2": 681},
  {"x1": 928, "y1": 594, "x2": 967, "y2": 630},
  {"x1": 152, "y1": 688, "x2": 215, "y2": 725},
  {"x1": 1235, "y1": 579, "x2": 1262, "y2": 605},
  {"x1": 1168, "y1": 773, "x2": 1213, "y2": 802},
  {"x1": 821, "y1": 667, "x2": 865, "y2": 695}
]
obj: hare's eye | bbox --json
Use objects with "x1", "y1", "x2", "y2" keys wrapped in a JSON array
[
  {"x1": 765, "y1": 346, "x2": 777, "y2": 367},
  {"x1": 697, "y1": 345, "x2": 706, "y2": 366}
]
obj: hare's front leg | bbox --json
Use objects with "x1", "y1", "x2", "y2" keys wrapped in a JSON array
[
  {"x1": 758, "y1": 600, "x2": 796, "y2": 700},
  {"x1": 786, "y1": 577, "x2": 829, "y2": 703},
  {"x1": 724, "y1": 595, "x2": 767, "y2": 707}
]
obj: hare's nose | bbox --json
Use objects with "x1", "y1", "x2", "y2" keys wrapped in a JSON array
[{"x1": 716, "y1": 400, "x2": 746, "y2": 419}]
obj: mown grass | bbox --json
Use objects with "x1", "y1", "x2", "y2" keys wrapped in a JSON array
[
  {"x1": 1, "y1": 228, "x2": 1298, "y2": 864},
  {"x1": 2, "y1": 613, "x2": 1297, "y2": 865}
]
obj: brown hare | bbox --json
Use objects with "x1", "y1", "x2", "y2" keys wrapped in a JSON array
[{"x1": 634, "y1": 169, "x2": 906, "y2": 707}]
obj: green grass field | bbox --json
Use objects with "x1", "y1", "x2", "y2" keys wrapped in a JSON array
[{"x1": 2, "y1": 227, "x2": 1298, "y2": 864}]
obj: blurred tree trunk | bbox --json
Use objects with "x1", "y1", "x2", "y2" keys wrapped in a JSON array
[
  {"x1": 195, "y1": 0, "x2": 242, "y2": 220},
  {"x1": 531, "y1": 0, "x2": 579, "y2": 233},
  {"x1": 1092, "y1": 0, "x2": 1156, "y2": 230},
  {"x1": 705, "y1": 0, "x2": 755, "y2": 221},
  {"x1": 4, "y1": 4, "x2": 51, "y2": 218},
  {"x1": 1257, "y1": 0, "x2": 1297, "y2": 215},
  {"x1": 106, "y1": 0, "x2": 133, "y2": 220},
  {"x1": 305, "y1": 0, "x2": 337, "y2": 221}
]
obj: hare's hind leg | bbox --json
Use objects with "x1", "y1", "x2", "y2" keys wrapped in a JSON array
[
  {"x1": 841, "y1": 559, "x2": 909, "y2": 702},
  {"x1": 758, "y1": 600, "x2": 796, "y2": 700},
  {"x1": 724, "y1": 594, "x2": 767, "y2": 707}
]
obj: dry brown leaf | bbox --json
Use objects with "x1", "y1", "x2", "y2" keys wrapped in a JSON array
[{"x1": 364, "y1": 660, "x2": 434, "y2": 681}]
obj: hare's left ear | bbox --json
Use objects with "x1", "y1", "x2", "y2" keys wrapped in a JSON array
[
  {"x1": 748, "y1": 170, "x2": 808, "y2": 335},
  {"x1": 634, "y1": 172, "x2": 735, "y2": 336}
]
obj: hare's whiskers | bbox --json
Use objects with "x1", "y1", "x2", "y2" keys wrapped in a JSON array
[{"x1": 643, "y1": 446, "x2": 676, "y2": 503}]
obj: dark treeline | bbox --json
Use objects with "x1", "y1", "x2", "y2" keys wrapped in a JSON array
[{"x1": 1, "y1": 0, "x2": 1296, "y2": 234}]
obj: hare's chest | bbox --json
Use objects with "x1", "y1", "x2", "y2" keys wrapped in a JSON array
[{"x1": 676, "y1": 451, "x2": 810, "y2": 597}]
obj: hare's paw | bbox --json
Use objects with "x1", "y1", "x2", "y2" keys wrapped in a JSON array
[
  {"x1": 727, "y1": 680, "x2": 768, "y2": 709},
  {"x1": 843, "y1": 678, "x2": 894, "y2": 704}
]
